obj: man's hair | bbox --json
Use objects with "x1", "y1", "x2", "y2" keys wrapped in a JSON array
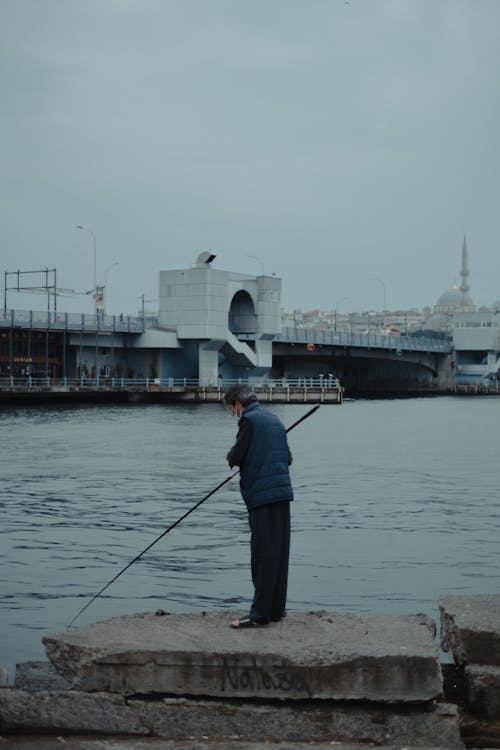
[{"x1": 224, "y1": 384, "x2": 258, "y2": 408}]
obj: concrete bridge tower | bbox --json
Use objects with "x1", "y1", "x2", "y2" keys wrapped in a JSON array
[{"x1": 158, "y1": 252, "x2": 281, "y2": 385}]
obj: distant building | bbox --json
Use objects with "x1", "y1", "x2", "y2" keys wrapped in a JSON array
[{"x1": 281, "y1": 307, "x2": 426, "y2": 336}]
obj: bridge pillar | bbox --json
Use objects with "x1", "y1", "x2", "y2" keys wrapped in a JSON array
[
  {"x1": 254, "y1": 337, "x2": 273, "y2": 368},
  {"x1": 158, "y1": 254, "x2": 282, "y2": 381},
  {"x1": 199, "y1": 344, "x2": 222, "y2": 386},
  {"x1": 435, "y1": 348, "x2": 455, "y2": 389},
  {"x1": 199, "y1": 349, "x2": 219, "y2": 386}
]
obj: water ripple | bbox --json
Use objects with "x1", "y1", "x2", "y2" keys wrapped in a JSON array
[{"x1": 1, "y1": 398, "x2": 499, "y2": 680}]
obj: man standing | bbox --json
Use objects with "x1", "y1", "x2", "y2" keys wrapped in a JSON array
[{"x1": 224, "y1": 384, "x2": 293, "y2": 629}]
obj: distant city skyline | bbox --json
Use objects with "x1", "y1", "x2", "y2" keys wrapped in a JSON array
[
  {"x1": 0, "y1": 264, "x2": 494, "y2": 323},
  {"x1": 2, "y1": 237, "x2": 493, "y2": 323}
]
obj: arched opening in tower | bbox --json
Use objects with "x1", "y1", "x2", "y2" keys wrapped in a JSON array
[{"x1": 228, "y1": 290, "x2": 257, "y2": 334}]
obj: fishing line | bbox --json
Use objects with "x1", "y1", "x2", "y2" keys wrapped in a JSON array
[{"x1": 67, "y1": 403, "x2": 320, "y2": 627}]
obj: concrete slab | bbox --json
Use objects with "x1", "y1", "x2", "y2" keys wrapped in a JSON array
[
  {"x1": 0, "y1": 688, "x2": 148, "y2": 736},
  {"x1": 0, "y1": 689, "x2": 463, "y2": 747},
  {"x1": 14, "y1": 662, "x2": 70, "y2": 692},
  {"x1": 133, "y1": 695, "x2": 463, "y2": 746},
  {"x1": 43, "y1": 610, "x2": 442, "y2": 702},
  {"x1": 460, "y1": 711, "x2": 500, "y2": 750},
  {"x1": 0, "y1": 741, "x2": 467, "y2": 750},
  {"x1": 440, "y1": 595, "x2": 500, "y2": 666},
  {"x1": 466, "y1": 664, "x2": 500, "y2": 719}
]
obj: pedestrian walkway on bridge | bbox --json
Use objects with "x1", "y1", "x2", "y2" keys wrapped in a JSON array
[{"x1": 1, "y1": 308, "x2": 451, "y2": 354}]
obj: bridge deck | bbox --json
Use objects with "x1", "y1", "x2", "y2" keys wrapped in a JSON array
[
  {"x1": 270, "y1": 327, "x2": 451, "y2": 353},
  {"x1": 1, "y1": 309, "x2": 451, "y2": 354}
]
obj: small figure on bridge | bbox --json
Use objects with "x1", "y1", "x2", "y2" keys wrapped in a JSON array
[{"x1": 224, "y1": 384, "x2": 293, "y2": 629}]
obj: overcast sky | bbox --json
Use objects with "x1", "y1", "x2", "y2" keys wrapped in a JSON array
[{"x1": 2, "y1": 0, "x2": 499, "y2": 316}]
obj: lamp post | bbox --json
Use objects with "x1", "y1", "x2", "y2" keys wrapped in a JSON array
[
  {"x1": 138, "y1": 294, "x2": 158, "y2": 330},
  {"x1": 77, "y1": 225, "x2": 97, "y2": 313},
  {"x1": 95, "y1": 261, "x2": 119, "y2": 318},
  {"x1": 334, "y1": 297, "x2": 348, "y2": 333}
]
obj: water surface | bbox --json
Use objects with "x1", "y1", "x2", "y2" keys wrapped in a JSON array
[{"x1": 1, "y1": 397, "x2": 499, "y2": 680}]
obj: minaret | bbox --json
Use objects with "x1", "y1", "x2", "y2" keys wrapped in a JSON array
[{"x1": 460, "y1": 234, "x2": 470, "y2": 307}]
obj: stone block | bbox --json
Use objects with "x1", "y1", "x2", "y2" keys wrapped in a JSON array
[
  {"x1": 0, "y1": 688, "x2": 148, "y2": 735},
  {"x1": 134, "y1": 696, "x2": 463, "y2": 747},
  {"x1": 15, "y1": 662, "x2": 70, "y2": 692},
  {"x1": 440, "y1": 594, "x2": 500, "y2": 666},
  {"x1": 140, "y1": 699, "x2": 462, "y2": 748},
  {"x1": 0, "y1": 741, "x2": 468, "y2": 750},
  {"x1": 466, "y1": 664, "x2": 500, "y2": 718},
  {"x1": 43, "y1": 610, "x2": 442, "y2": 702},
  {"x1": 0, "y1": 688, "x2": 463, "y2": 747},
  {"x1": 459, "y1": 711, "x2": 500, "y2": 749}
]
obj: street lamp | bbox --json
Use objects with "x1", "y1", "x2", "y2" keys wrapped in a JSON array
[
  {"x1": 95, "y1": 262, "x2": 119, "y2": 317},
  {"x1": 77, "y1": 225, "x2": 97, "y2": 312},
  {"x1": 334, "y1": 296, "x2": 348, "y2": 333}
]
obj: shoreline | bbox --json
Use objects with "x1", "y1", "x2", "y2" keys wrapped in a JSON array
[{"x1": 0, "y1": 382, "x2": 499, "y2": 405}]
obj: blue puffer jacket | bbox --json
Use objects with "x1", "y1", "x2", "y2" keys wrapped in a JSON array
[{"x1": 239, "y1": 402, "x2": 294, "y2": 510}]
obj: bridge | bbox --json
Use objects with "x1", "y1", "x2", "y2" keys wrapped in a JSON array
[
  {"x1": 268, "y1": 327, "x2": 452, "y2": 395},
  {"x1": 0, "y1": 309, "x2": 449, "y2": 352},
  {"x1": 0, "y1": 307, "x2": 453, "y2": 397},
  {"x1": 1, "y1": 252, "x2": 456, "y2": 396}
]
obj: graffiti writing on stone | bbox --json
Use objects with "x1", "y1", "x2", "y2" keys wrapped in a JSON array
[{"x1": 221, "y1": 656, "x2": 311, "y2": 696}]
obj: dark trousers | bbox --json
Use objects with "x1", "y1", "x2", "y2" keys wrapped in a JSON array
[{"x1": 248, "y1": 500, "x2": 291, "y2": 623}]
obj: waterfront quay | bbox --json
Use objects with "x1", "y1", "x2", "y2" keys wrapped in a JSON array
[
  {"x1": 1, "y1": 376, "x2": 498, "y2": 405},
  {"x1": 0, "y1": 377, "x2": 344, "y2": 405}
]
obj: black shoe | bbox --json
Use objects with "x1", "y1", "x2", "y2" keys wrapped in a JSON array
[{"x1": 270, "y1": 611, "x2": 287, "y2": 622}]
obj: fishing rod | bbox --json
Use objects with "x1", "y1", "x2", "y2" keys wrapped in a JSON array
[{"x1": 67, "y1": 402, "x2": 320, "y2": 628}]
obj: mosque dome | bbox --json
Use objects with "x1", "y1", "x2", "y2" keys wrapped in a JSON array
[
  {"x1": 434, "y1": 286, "x2": 474, "y2": 311},
  {"x1": 435, "y1": 287, "x2": 462, "y2": 310},
  {"x1": 427, "y1": 284, "x2": 474, "y2": 333}
]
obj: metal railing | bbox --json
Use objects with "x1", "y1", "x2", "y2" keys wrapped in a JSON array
[
  {"x1": 0, "y1": 376, "x2": 342, "y2": 391},
  {"x1": 273, "y1": 327, "x2": 452, "y2": 353},
  {"x1": 0, "y1": 309, "x2": 452, "y2": 353},
  {"x1": 0, "y1": 309, "x2": 146, "y2": 333},
  {"x1": 2, "y1": 376, "x2": 499, "y2": 396}
]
